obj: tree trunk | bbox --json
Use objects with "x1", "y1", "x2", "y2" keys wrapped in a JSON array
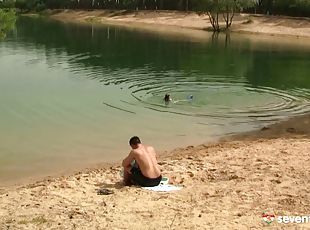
[
  {"x1": 223, "y1": 5, "x2": 235, "y2": 30},
  {"x1": 207, "y1": 12, "x2": 216, "y2": 31},
  {"x1": 216, "y1": 12, "x2": 219, "y2": 31},
  {"x1": 159, "y1": 0, "x2": 163, "y2": 10},
  {"x1": 207, "y1": 12, "x2": 220, "y2": 32}
]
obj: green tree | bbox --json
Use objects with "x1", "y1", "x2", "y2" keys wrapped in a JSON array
[
  {"x1": 253, "y1": 0, "x2": 310, "y2": 16},
  {"x1": 196, "y1": 0, "x2": 255, "y2": 32},
  {"x1": 0, "y1": 9, "x2": 16, "y2": 40},
  {"x1": 12, "y1": 0, "x2": 309, "y2": 17},
  {"x1": 0, "y1": 0, "x2": 15, "y2": 9}
]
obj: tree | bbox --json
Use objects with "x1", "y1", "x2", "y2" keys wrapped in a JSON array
[
  {"x1": 0, "y1": 0, "x2": 15, "y2": 9},
  {"x1": 250, "y1": 0, "x2": 310, "y2": 16},
  {"x1": 196, "y1": 0, "x2": 255, "y2": 32},
  {"x1": 11, "y1": 0, "x2": 308, "y2": 17},
  {"x1": 0, "y1": 8, "x2": 16, "y2": 40}
]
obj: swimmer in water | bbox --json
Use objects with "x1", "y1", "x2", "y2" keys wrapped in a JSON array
[
  {"x1": 164, "y1": 94, "x2": 172, "y2": 103},
  {"x1": 164, "y1": 94, "x2": 193, "y2": 105}
]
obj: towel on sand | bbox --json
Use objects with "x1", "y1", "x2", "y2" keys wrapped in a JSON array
[{"x1": 142, "y1": 184, "x2": 182, "y2": 192}]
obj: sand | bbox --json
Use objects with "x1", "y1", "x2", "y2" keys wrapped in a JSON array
[
  {"x1": 0, "y1": 114, "x2": 309, "y2": 229},
  {"x1": 48, "y1": 10, "x2": 310, "y2": 39}
]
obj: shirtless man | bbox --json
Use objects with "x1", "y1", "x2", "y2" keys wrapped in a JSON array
[{"x1": 122, "y1": 136, "x2": 162, "y2": 187}]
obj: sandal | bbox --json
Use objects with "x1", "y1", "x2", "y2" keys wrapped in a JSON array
[{"x1": 97, "y1": 188, "x2": 114, "y2": 195}]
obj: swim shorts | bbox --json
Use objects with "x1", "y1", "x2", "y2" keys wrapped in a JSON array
[{"x1": 130, "y1": 167, "x2": 162, "y2": 187}]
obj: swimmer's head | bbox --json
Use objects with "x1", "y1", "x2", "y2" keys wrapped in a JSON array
[
  {"x1": 188, "y1": 95, "x2": 193, "y2": 100},
  {"x1": 164, "y1": 94, "x2": 171, "y2": 102}
]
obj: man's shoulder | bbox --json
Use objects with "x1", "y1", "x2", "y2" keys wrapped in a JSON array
[
  {"x1": 146, "y1": 145, "x2": 156, "y2": 153},
  {"x1": 130, "y1": 148, "x2": 144, "y2": 155},
  {"x1": 131, "y1": 145, "x2": 154, "y2": 154},
  {"x1": 146, "y1": 145, "x2": 155, "y2": 150}
]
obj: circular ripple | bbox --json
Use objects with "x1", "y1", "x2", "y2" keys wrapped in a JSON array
[
  {"x1": 123, "y1": 72, "x2": 310, "y2": 122},
  {"x1": 79, "y1": 63, "x2": 310, "y2": 123}
]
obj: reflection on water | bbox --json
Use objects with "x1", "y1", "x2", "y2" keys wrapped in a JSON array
[{"x1": 0, "y1": 16, "x2": 310, "y2": 184}]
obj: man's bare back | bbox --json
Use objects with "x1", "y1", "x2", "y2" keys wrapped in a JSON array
[
  {"x1": 131, "y1": 145, "x2": 161, "y2": 178},
  {"x1": 122, "y1": 136, "x2": 162, "y2": 186}
]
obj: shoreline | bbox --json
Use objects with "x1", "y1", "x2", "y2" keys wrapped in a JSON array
[
  {"x1": 45, "y1": 9, "x2": 310, "y2": 39},
  {"x1": 0, "y1": 113, "x2": 309, "y2": 228},
  {"x1": 1, "y1": 114, "x2": 309, "y2": 189}
]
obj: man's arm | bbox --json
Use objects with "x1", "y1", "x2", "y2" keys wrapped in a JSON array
[{"x1": 122, "y1": 151, "x2": 135, "y2": 172}]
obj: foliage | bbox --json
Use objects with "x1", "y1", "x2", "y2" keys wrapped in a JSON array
[
  {"x1": 195, "y1": 0, "x2": 255, "y2": 31},
  {"x1": 0, "y1": 8, "x2": 16, "y2": 40},
  {"x1": 14, "y1": 0, "x2": 46, "y2": 12},
  {"x1": 253, "y1": 0, "x2": 310, "y2": 17},
  {"x1": 0, "y1": 0, "x2": 15, "y2": 9},
  {"x1": 8, "y1": 0, "x2": 309, "y2": 17},
  {"x1": 15, "y1": 0, "x2": 27, "y2": 11}
]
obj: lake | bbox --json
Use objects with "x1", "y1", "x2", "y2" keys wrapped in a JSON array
[{"x1": 0, "y1": 16, "x2": 309, "y2": 184}]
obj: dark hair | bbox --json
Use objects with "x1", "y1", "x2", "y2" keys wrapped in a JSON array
[
  {"x1": 129, "y1": 136, "x2": 141, "y2": 146},
  {"x1": 164, "y1": 94, "x2": 170, "y2": 102}
]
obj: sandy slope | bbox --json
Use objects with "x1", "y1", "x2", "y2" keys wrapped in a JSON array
[{"x1": 1, "y1": 134, "x2": 309, "y2": 229}]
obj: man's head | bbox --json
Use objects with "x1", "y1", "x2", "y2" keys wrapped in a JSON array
[{"x1": 129, "y1": 136, "x2": 141, "y2": 149}]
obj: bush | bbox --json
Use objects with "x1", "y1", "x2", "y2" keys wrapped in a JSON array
[
  {"x1": 0, "y1": 0, "x2": 15, "y2": 9},
  {"x1": 15, "y1": 0, "x2": 30, "y2": 11},
  {"x1": 0, "y1": 8, "x2": 16, "y2": 39},
  {"x1": 35, "y1": 2, "x2": 46, "y2": 11},
  {"x1": 254, "y1": 0, "x2": 310, "y2": 17}
]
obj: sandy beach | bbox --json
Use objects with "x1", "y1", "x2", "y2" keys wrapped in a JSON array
[
  {"x1": 1, "y1": 10, "x2": 309, "y2": 229},
  {"x1": 48, "y1": 10, "x2": 310, "y2": 39},
  {"x1": 0, "y1": 114, "x2": 309, "y2": 229}
]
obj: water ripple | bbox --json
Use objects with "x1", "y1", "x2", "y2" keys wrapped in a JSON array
[
  {"x1": 57, "y1": 51, "x2": 310, "y2": 125},
  {"x1": 98, "y1": 69, "x2": 310, "y2": 123}
]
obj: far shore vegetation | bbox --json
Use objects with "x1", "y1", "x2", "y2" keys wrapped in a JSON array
[
  {"x1": 0, "y1": 0, "x2": 309, "y2": 32},
  {"x1": 0, "y1": 8, "x2": 16, "y2": 40}
]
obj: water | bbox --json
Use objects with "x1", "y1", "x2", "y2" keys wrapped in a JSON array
[{"x1": 0, "y1": 16, "x2": 310, "y2": 184}]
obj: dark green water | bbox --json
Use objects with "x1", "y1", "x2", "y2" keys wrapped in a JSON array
[{"x1": 0, "y1": 16, "x2": 310, "y2": 184}]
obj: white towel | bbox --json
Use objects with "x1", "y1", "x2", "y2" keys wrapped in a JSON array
[{"x1": 143, "y1": 184, "x2": 182, "y2": 192}]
